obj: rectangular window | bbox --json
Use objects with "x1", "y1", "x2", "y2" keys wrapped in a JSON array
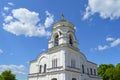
[
  {"x1": 94, "y1": 69, "x2": 96, "y2": 75},
  {"x1": 52, "y1": 59, "x2": 57, "y2": 68},
  {"x1": 90, "y1": 68, "x2": 92, "y2": 75},
  {"x1": 52, "y1": 60, "x2": 54, "y2": 68},
  {"x1": 55, "y1": 59, "x2": 57, "y2": 67},
  {"x1": 39, "y1": 65, "x2": 42, "y2": 73},
  {"x1": 82, "y1": 65, "x2": 84, "y2": 73},
  {"x1": 44, "y1": 64, "x2": 46, "y2": 72},
  {"x1": 71, "y1": 59, "x2": 76, "y2": 68},
  {"x1": 87, "y1": 68, "x2": 89, "y2": 75}
]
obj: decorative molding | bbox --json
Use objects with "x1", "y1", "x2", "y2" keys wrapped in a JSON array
[
  {"x1": 65, "y1": 69, "x2": 81, "y2": 73},
  {"x1": 47, "y1": 66, "x2": 63, "y2": 70},
  {"x1": 67, "y1": 66, "x2": 80, "y2": 70},
  {"x1": 89, "y1": 75, "x2": 102, "y2": 79},
  {"x1": 48, "y1": 43, "x2": 79, "y2": 53},
  {"x1": 28, "y1": 70, "x2": 65, "y2": 77}
]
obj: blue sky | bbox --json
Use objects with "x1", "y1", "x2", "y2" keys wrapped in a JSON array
[{"x1": 0, "y1": 0, "x2": 120, "y2": 80}]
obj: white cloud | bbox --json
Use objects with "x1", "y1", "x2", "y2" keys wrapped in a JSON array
[
  {"x1": 12, "y1": 8, "x2": 40, "y2": 25},
  {"x1": 0, "y1": 65, "x2": 26, "y2": 75},
  {"x1": 44, "y1": 11, "x2": 54, "y2": 28},
  {"x1": 3, "y1": 2, "x2": 14, "y2": 12},
  {"x1": 83, "y1": 6, "x2": 91, "y2": 20},
  {"x1": 42, "y1": 49, "x2": 46, "y2": 51},
  {"x1": 98, "y1": 45, "x2": 109, "y2": 51},
  {"x1": 0, "y1": 49, "x2": 3, "y2": 54},
  {"x1": 93, "y1": 37, "x2": 120, "y2": 51},
  {"x1": 3, "y1": 8, "x2": 54, "y2": 37},
  {"x1": 83, "y1": 0, "x2": 120, "y2": 20},
  {"x1": 4, "y1": 16, "x2": 13, "y2": 23},
  {"x1": 110, "y1": 38, "x2": 120, "y2": 47},
  {"x1": 106, "y1": 37, "x2": 115, "y2": 41},
  {"x1": 8, "y1": 2, "x2": 14, "y2": 6},
  {"x1": 74, "y1": 26, "x2": 77, "y2": 30},
  {"x1": 4, "y1": 7, "x2": 9, "y2": 11}
]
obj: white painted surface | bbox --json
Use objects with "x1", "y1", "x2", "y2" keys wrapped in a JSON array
[{"x1": 28, "y1": 19, "x2": 102, "y2": 80}]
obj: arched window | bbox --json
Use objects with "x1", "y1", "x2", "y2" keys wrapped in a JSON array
[
  {"x1": 44, "y1": 64, "x2": 46, "y2": 73},
  {"x1": 82, "y1": 64, "x2": 84, "y2": 73},
  {"x1": 72, "y1": 78, "x2": 77, "y2": 80},
  {"x1": 69, "y1": 35, "x2": 73, "y2": 46},
  {"x1": 52, "y1": 78, "x2": 57, "y2": 80},
  {"x1": 54, "y1": 35, "x2": 59, "y2": 46},
  {"x1": 39, "y1": 65, "x2": 42, "y2": 73}
]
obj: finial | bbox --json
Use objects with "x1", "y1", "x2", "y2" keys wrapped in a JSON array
[{"x1": 61, "y1": 14, "x2": 64, "y2": 20}]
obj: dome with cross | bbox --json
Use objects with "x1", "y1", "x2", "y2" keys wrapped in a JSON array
[{"x1": 53, "y1": 14, "x2": 74, "y2": 29}]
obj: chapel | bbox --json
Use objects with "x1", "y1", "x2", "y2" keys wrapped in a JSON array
[{"x1": 28, "y1": 15, "x2": 102, "y2": 80}]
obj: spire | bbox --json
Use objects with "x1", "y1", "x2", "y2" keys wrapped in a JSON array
[{"x1": 61, "y1": 14, "x2": 64, "y2": 20}]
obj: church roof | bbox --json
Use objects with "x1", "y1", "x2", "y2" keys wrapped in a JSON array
[{"x1": 53, "y1": 14, "x2": 74, "y2": 29}]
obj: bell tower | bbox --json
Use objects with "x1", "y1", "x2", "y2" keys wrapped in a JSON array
[{"x1": 48, "y1": 14, "x2": 78, "y2": 49}]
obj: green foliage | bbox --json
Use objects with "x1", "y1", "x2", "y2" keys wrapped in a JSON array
[
  {"x1": 116, "y1": 63, "x2": 120, "y2": 71},
  {"x1": 98, "y1": 63, "x2": 120, "y2": 80},
  {"x1": 98, "y1": 64, "x2": 108, "y2": 78},
  {"x1": 0, "y1": 70, "x2": 16, "y2": 80},
  {"x1": 115, "y1": 63, "x2": 120, "y2": 80},
  {"x1": 0, "y1": 75, "x2": 4, "y2": 80},
  {"x1": 105, "y1": 67, "x2": 115, "y2": 80}
]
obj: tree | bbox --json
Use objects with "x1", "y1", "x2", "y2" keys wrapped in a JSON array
[
  {"x1": 105, "y1": 67, "x2": 115, "y2": 80},
  {"x1": 116, "y1": 63, "x2": 120, "y2": 71},
  {"x1": 97, "y1": 64, "x2": 110, "y2": 80},
  {"x1": 0, "y1": 70, "x2": 16, "y2": 80},
  {"x1": 0, "y1": 75, "x2": 4, "y2": 80},
  {"x1": 115, "y1": 63, "x2": 120, "y2": 80},
  {"x1": 98, "y1": 63, "x2": 120, "y2": 80}
]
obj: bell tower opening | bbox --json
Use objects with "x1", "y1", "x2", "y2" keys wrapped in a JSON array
[
  {"x1": 72, "y1": 78, "x2": 77, "y2": 80},
  {"x1": 69, "y1": 34, "x2": 73, "y2": 46},
  {"x1": 54, "y1": 34, "x2": 59, "y2": 47},
  {"x1": 52, "y1": 78, "x2": 57, "y2": 80}
]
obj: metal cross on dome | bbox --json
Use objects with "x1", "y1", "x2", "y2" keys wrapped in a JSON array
[{"x1": 61, "y1": 14, "x2": 64, "y2": 20}]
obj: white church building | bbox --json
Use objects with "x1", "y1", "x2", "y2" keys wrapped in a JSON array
[{"x1": 28, "y1": 15, "x2": 102, "y2": 80}]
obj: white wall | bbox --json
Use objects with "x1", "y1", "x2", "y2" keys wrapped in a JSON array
[{"x1": 29, "y1": 61, "x2": 38, "y2": 74}]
